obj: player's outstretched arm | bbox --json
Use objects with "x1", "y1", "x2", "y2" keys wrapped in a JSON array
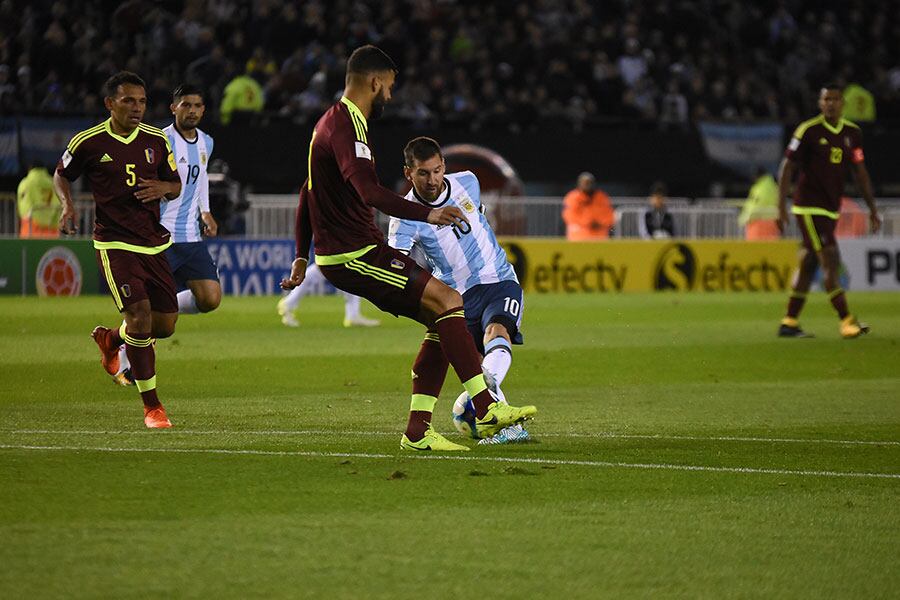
[
  {"x1": 53, "y1": 170, "x2": 78, "y2": 234},
  {"x1": 348, "y1": 169, "x2": 457, "y2": 223},
  {"x1": 852, "y1": 162, "x2": 881, "y2": 234}
]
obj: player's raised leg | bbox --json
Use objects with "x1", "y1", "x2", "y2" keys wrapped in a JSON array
[
  {"x1": 418, "y1": 278, "x2": 535, "y2": 439},
  {"x1": 477, "y1": 323, "x2": 530, "y2": 445}
]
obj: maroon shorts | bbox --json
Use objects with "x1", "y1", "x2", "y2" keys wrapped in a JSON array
[
  {"x1": 96, "y1": 248, "x2": 178, "y2": 313},
  {"x1": 795, "y1": 213, "x2": 837, "y2": 252},
  {"x1": 319, "y1": 244, "x2": 431, "y2": 320}
]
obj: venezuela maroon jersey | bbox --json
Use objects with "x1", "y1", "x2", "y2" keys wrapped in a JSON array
[
  {"x1": 784, "y1": 115, "x2": 864, "y2": 215},
  {"x1": 58, "y1": 119, "x2": 180, "y2": 251},
  {"x1": 303, "y1": 97, "x2": 431, "y2": 260}
]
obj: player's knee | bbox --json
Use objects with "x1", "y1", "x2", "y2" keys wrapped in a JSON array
[
  {"x1": 197, "y1": 294, "x2": 221, "y2": 313},
  {"x1": 124, "y1": 305, "x2": 151, "y2": 332},
  {"x1": 152, "y1": 316, "x2": 178, "y2": 339},
  {"x1": 440, "y1": 288, "x2": 463, "y2": 312},
  {"x1": 485, "y1": 322, "x2": 510, "y2": 342}
]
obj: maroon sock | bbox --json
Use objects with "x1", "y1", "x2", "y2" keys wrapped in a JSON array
[
  {"x1": 828, "y1": 287, "x2": 850, "y2": 319},
  {"x1": 107, "y1": 325, "x2": 123, "y2": 348},
  {"x1": 405, "y1": 332, "x2": 450, "y2": 441},
  {"x1": 433, "y1": 308, "x2": 494, "y2": 419},
  {"x1": 786, "y1": 292, "x2": 806, "y2": 319},
  {"x1": 124, "y1": 332, "x2": 160, "y2": 409}
]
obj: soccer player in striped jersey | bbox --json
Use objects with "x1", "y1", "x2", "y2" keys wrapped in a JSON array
[
  {"x1": 282, "y1": 45, "x2": 536, "y2": 451},
  {"x1": 54, "y1": 71, "x2": 181, "y2": 428},
  {"x1": 161, "y1": 84, "x2": 221, "y2": 314},
  {"x1": 389, "y1": 137, "x2": 529, "y2": 444},
  {"x1": 115, "y1": 84, "x2": 222, "y2": 382}
]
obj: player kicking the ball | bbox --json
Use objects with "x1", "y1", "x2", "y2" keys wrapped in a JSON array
[
  {"x1": 389, "y1": 137, "x2": 529, "y2": 444},
  {"x1": 282, "y1": 45, "x2": 536, "y2": 451}
]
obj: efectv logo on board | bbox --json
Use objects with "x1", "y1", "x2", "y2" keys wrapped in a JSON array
[{"x1": 654, "y1": 243, "x2": 696, "y2": 290}]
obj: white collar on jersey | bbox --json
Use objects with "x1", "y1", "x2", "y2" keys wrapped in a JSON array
[{"x1": 412, "y1": 177, "x2": 452, "y2": 207}]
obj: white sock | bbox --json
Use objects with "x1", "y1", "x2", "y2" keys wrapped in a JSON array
[
  {"x1": 117, "y1": 318, "x2": 130, "y2": 374},
  {"x1": 177, "y1": 289, "x2": 200, "y2": 314},
  {"x1": 117, "y1": 342, "x2": 130, "y2": 375},
  {"x1": 482, "y1": 337, "x2": 512, "y2": 386},
  {"x1": 344, "y1": 294, "x2": 361, "y2": 320}
]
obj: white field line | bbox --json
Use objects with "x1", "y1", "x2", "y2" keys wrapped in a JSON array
[
  {"x1": 0, "y1": 443, "x2": 898, "y2": 480},
  {"x1": 1, "y1": 429, "x2": 899, "y2": 447}
]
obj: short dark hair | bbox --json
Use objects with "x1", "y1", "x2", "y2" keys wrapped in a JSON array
[
  {"x1": 104, "y1": 71, "x2": 146, "y2": 97},
  {"x1": 404, "y1": 137, "x2": 442, "y2": 167},
  {"x1": 650, "y1": 181, "x2": 667, "y2": 196},
  {"x1": 347, "y1": 45, "x2": 397, "y2": 77},
  {"x1": 821, "y1": 82, "x2": 843, "y2": 93},
  {"x1": 172, "y1": 83, "x2": 204, "y2": 103}
]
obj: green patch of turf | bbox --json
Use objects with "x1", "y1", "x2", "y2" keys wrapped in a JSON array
[{"x1": 1, "y1": 292, "x2": 898, "y2": 598}]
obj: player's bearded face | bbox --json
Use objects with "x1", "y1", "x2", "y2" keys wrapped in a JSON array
[
  {"x1": 370, "y1": 87, "x2": 387, "y2": 120},
  {"x1": 370, "y1": 72, "x2": 394, "y2": 120}
]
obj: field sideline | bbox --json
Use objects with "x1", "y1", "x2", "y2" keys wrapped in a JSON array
[{"x1": 1, "y1": 292, "x2": 898, "y2": 598}]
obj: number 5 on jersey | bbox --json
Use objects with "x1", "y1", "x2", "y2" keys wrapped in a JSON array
[{"x1": 125, "y1": 163, "x2": 136, "y2": 186}]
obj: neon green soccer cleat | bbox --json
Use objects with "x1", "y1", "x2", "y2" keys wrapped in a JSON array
[
  {"x1": 475, "y1": 402, "x2": 537, "y2": 439},
  {"x1": 400, "y1": 425, "x2": 470, "y2": 452}
]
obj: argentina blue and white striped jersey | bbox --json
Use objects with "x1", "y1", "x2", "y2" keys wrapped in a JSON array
[
  {"x1": 388, "y1": 171, "x2": 517, "y2": 293},
  {"x1": 160, "y1": 125, "x2": 213, "y2": 243}
]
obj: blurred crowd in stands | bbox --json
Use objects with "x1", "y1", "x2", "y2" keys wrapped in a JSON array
[{"x1": 1, "y1": 0, "x2": 899, "y2": 130}]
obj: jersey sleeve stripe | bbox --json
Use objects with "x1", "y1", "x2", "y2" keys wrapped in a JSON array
[
  {"x1": 348, "y1": 114, "x2": 362, "y2": 141},
  {"x1": 138, "y1": 125, "x2": 173, "y2": 146},
  {"x1": 350, "y1": 114, "x2": 367, "y2": 143},
  {"x1": 67, "y1": 124, "x2": 106, "y2": 152},
  {"x1": 138, "y1": 123, "x2": 167, "y2": 135},
  {"x1": 792, "y1": 115, "x2": 823, "y2": 140}
]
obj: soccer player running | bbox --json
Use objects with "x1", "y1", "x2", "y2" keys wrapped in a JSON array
[
  {"x1": 114, "y1": 84, "x2": 223, "y2": 383},
  {"x1": 54, "y1": 71, "x2": 182, "y2": 428},
  {"x1": 282, "y1": 46, "x2": 536, "y2": 451},
  {"x1": 777, "y1": 84, "x2": 881, "y2": 338},
  {"x1": 389, "y1": 137, "x2": 529, "y2": 445}
]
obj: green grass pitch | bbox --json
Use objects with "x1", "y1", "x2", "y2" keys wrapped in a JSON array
[{"x1": 1, "y1": 292, "x2": 898, "y2": 599}]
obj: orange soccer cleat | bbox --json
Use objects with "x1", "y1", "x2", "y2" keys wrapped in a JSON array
[
  {"x1": 91, "y1": 326, "x2": 121, "y2": 375},
  {"x1": 143, "y1": 405, "x2": 173, "y2": 429}
]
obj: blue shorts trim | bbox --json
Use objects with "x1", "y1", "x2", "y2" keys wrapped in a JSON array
[
  {"x1": 165, "y1": 242, "x2": 219, "y2": 289},
  {"x1": 462, "y1": 280, "x2": 524, "y2": 354}
]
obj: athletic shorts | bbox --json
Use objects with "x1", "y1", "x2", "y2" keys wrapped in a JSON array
[
  {"x1": 462, "y1": 280, "x2": 524, "y2": 355},
  {"x1": 96, "y1": 248, "x2": 178, "y2": 313},
  {"x1": 165, "y1": 242, "x2": 219, "y2": 289},
  {"x1": 795, "y1": 213, "x2": 837, "y2": 252},
  {"x1": 318, "y1": 244, "x2": 431, "y2": 320}
]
